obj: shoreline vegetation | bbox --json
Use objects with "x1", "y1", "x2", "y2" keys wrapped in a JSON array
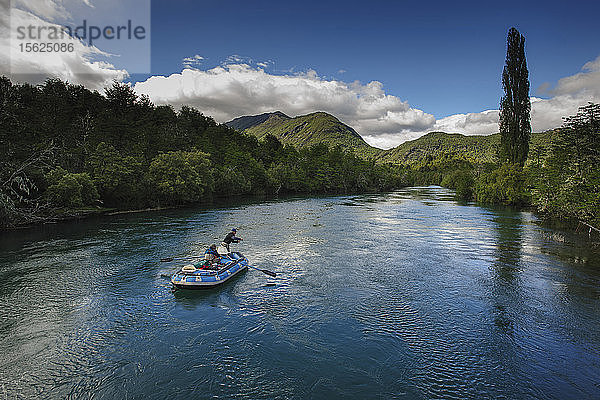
[
  {"x1": 0, "y1": 76, "x2": 402, "y2": 230},
  {"x1": 1, "y1": 76, "x2": 598, "y2": 234}
]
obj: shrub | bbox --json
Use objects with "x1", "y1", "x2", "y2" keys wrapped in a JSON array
[
  {"x1": 46, "y1": 168, "x2": 99, "y2": 208},
  {"x1": 474, "y1": 163, "x2": 529, "y2": 205},
  {"x1": 148, "y1": 150, "x2": 213, "y2": 204},
  {"x1": 441, "y1": 169, "x2": 474, "y2": 200}
]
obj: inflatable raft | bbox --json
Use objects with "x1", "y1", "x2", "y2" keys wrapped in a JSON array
[{"x1": 171, "y1": 252, "x2": 248, "y2": 289}]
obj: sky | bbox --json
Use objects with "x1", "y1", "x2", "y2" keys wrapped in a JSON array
[{"x1": 2, "y1": 0, "x2": 600, "y2": 148}]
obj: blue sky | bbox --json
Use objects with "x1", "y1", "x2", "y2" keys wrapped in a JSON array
[
  {"x1": 4, "y1": 0, "x2": 600, "y2": 148},
  {"x1": 143, "y1": 0, "x2": 600, "y2": 118}
]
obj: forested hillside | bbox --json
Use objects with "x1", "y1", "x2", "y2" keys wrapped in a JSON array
[
  {"x1": 377, "y1": 131, "x2": 555, "y2": 166},
  {"x1": 228, "y1": 110, "x2": 555, "y2": 166},
  {"x1": 229, "y1": 111, "x2": 383, "y2": 159},
  {"x1": 1, "y1": 76, "x2": 597, "y2": 229},
  {"x1": 0, "y1": 77, "x2": 402, "y2": 228},
  {"x1": 226, "y1": 111, "x2": 290, "y2": 131}
]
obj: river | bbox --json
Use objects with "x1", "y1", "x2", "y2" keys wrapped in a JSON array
[{"x1": 0, "y1": 186, "x2": 599, "y2": 399}]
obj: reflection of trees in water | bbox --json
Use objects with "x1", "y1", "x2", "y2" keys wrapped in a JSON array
[
  {"x1": 490, "y1": 210, "x2": 524, "y2": 335},
  {"x1": 538, "y1": 222, "x2": 600, "y2": 313}
]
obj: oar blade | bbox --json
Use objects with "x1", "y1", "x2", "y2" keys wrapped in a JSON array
[{"x1": 262, "y1": 269, "x2": 277, "y2": 277}]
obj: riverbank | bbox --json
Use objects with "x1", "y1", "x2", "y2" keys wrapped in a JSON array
[
  {"x1": 3, "y1": 187, "x2": 599, "y2": 249},
  {"x1": 2, "y1": 206, "x2": 113, "y2": 230},
  {"x1": 2, "y1": 192, "x2": 271, "y2": 231},
  {"x1": 2, "y1": 205, "x2": 180, "y2": 231}
]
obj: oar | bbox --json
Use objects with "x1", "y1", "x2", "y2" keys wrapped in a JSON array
[
  {"x1": 160, "y1": 255, "x2": 203, "y2": 262},
  {"x1": 212, "y1": 255, "x2": 277, "y2": 278},
  {"x1": 247, "y1": 264, "x2": 277, "y2": 277}
]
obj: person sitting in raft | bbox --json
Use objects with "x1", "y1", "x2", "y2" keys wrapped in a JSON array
[
  {"x1": 221, "y1": 228, "x2": 243, "y2": 253},
  {"x1": 201, "y1": 244, "x2": 220, "y2": 269}
]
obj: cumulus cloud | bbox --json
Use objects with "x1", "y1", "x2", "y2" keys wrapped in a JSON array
[
  {"x1": 0, "y1": 0, "x2": 129, "y2": 90},
  {"x1": 134, "y1": 64, "x2": 437, "y2": 148},
  {"x1": 551, "y1": 55, "x2": 600, "y2": 98},
  {"x1": 4, "y1": 0, "x2": 599, "y2": 149},
  {"x1": 12, "y1": 0, "x2": 71, "y2": 21},
  {"x1": 434, "y1": 110, "x2": 500, "y2": 135},
  {"x1": 527, "y1": 55, "x2": 600, "y2": 130},
  {"x1": 182, "y1": 54, "x2": 204, "y2": 68}
]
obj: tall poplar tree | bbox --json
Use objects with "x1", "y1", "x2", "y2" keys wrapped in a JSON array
[{"x1": 499, "y1": 27, "x2": 531, "y2": 166}]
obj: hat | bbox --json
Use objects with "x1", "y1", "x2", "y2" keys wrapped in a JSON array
[{"x1": 231, "y1": 228, "x2": 237, "y2": 232}]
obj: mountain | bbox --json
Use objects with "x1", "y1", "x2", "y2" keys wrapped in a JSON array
[
  {"x1": 376, "y1": 131, "x2": 555, "y2": 165},
  {"x1": 227, "y1": 111, "x2": 555, "y2": 166},
  {"x1": 226, "y1": 111, "x2": 383, "y2": 158},
  {"x1": 377, "y1": 132, "x2": 500, "y2": 165},
  {"x1": 225, "y1": 111, "x2": 290, "y2": 131}
]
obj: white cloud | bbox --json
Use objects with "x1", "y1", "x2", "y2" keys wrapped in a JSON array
[
  {"x1": 3, "y1": 1, "x2": 599, "y2": 150},
  {"x1": 551, "y1": 55, "x2": 600, "y2": 98},
  {"x1": 12, "y1": 0, "x2": 70, "y2": 21},
  {"x1": 134, "y1": 64, "x2": 437, "y2": 149},
  {"x1": 222, "y1": 54, "x2": 253, "y2": 66},
  {"x1": 183, "y1": 54, "x2": 204, "y2": 68},
  {"x1": 527, "y1": 56, "x2": 600, "y2": 129},
  {"x1": 434, "y1": 110, "x2": 500, "y2": 135},
  {"x1": 362, "y1": 132, "x2": 427, "y2": 149}
]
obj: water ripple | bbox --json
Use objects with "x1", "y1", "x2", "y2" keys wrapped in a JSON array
[{"x1": 1, "y1": 187, "x2": 599, "y2": 399}]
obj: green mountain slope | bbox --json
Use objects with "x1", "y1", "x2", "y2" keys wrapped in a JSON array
[
  {"x1": 228, "y1": 111, "x2": 383, "y2": 158},
  {"x1": 225, "y1": 111, "x2": 290, "y2": 131},
  {"x1": 377, "y1": 132, "x2": 500, "y2": 165},
  {"x1": 377, "y1": 131, "x2": 555, "y2": 166},
  {"x1": 227, "y1": 111, "x2": 554, "y2": 166}
]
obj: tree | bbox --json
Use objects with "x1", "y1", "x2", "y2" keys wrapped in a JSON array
[
  {"x1": 531, "y1": 103, "x2": 600, "y2": 223},
  {"x1": 475, "y1": 163, "x2": 529, "y2": 205},
  {"x1": 0, "y1": 75, "x2": 408, "y2": 227},
  {"x1": 147, "y1": 150, "x2": 214, "y2": 205},
  {"x1": 88, "y1": 142, "x2": 145, "y2": 207},
  {"x1": 499, "y1": 27, "x2": 531, "y2": 166},
  {"x1": 45, "y1": 168, "x2": 99, "y2": 208}
]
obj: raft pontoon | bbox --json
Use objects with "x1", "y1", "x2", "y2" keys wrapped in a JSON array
[{"x1": 171, "y1": 252, "x2": 248, "y2": 289}]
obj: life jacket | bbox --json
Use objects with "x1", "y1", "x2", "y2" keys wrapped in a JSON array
[{"x1": 223, "y1": 232, "x2": 238, "y2": 244}]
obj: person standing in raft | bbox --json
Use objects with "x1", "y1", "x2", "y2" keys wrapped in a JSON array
[{"x1": 221, "y1": 228, "x2": 243, "y2": 253}]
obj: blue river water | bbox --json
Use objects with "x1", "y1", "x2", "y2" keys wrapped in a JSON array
[{"x1": 0, "y1": 186, "x2": 599, "y2": 399}]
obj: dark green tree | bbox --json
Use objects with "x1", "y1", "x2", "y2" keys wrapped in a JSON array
[
  {"x1": 0, "y1": 75, "x2": 408, "y2": 228},
  {"x1": 499, "y1": 27, "x2": 531, "y2": 166},
  {"x1": 531, "y1": 103, "x2": 600, "y2": 224},
  {"x1": 148, "y1": 150, "x2": 214, "y2": 205}
]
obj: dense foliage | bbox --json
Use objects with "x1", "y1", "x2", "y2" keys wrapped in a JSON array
[
  {"x1": 530, "y1": 103, "x2": 600, "y2": 224},
  {"x1": 0, "y1": 77, "x2": 403, "y2": 228},
  {"x1": 237, "y1": 111, "x2": 383, "y2": 159},
  {"x1": 1, "y1": 75, "x2": 596, "y2": 230},
  {"x1": 394, "y1": 104, "x2": 599, "y2": 227},
  {"x1": 474, "y1": 163, "x2": 529, "y2": 205},
  {"x1": 376, "y1": 131, "x2": 553, "y2": 166},
  {"x1": 499, "y1": 27, "x2": 531, "y2": 166}
]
